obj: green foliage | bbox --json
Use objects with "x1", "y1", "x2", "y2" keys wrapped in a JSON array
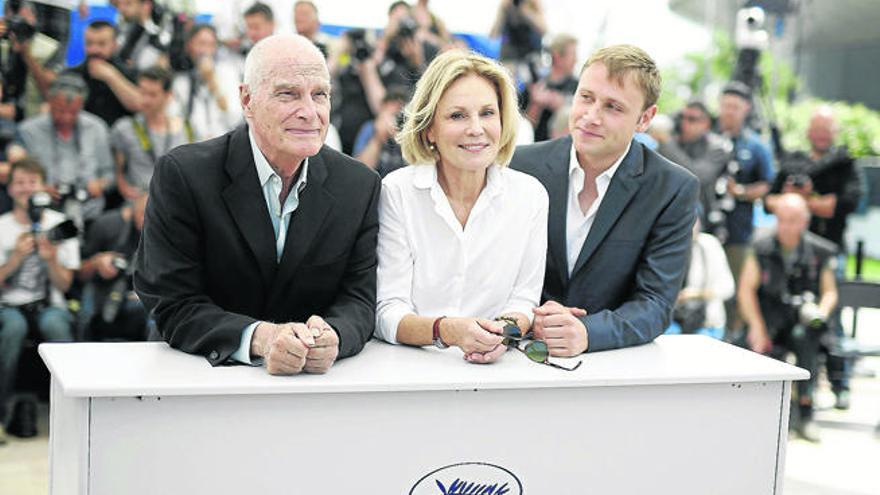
[
  {"x1": 847, "y1": 256, "x2": 880, "y2": 281},
  {"x1": 659, "y1": 31, "x2": 880, "y2": 158},
  {"x1": 775, "y1": 99, "x2": 880, "y2": 158}
]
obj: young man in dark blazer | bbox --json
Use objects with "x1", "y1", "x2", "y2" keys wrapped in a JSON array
[
  {"x1": 134, "y1": 34, "x2": 380, "y2": 375},
  {"x1": 510, "y1": 45, "x2": 699, "y2": 355}
]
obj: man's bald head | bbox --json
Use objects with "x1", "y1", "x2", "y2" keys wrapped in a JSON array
[
  {"x1": 239, "y1": 33, "x2": 331, "y2": 170},
  {"x1": 242, "y1": 33, "x2": 327, "y2": 94},
  {"x1": 776, "y1": 193, "x2": 809, "y2": 219},
  {"x1": 807, "y1": 105, "x2": 838, "y2": 156},
  {"x1": 775, "y1": 193, "x2": 810, "y2": 248}
]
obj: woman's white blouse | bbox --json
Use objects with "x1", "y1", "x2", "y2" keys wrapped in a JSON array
[{"x1": 375, "y1": 164, "x2": 549, "y2": 344}]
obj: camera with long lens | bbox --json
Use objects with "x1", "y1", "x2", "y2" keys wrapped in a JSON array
[
  {"x1": 2, "y1": 0, "x2": 37, "y2": 42},
  {"x1": 788, "y1": 173, "x2": 811, "y2": 188},
  {"x1": 782, "y1": 291, "x2": 826, "y2": 330},
  {"x1": 705, "y1": 158, "x2": 740, "y2": 244},
  {"x1": 346, "y1": 28, "x2": 373, "y2": 64},
  {"x1": 27, "y1": 191, "x2": 52, "y2": 231},
  {"x1": 102, "y1": 255, "x2": 133, "y2": 323},
  {"x1": 56, "y1": 183, "x2": 89, "y2": 232},
  {"x1": 394, "y1": 16, "x2": 418, "y2": 42},
  {"x1": 386, "y1": 16, "x2": 419, "y2": 67},
  {"x1": 3, "y1": 16, "x2": 36, "y2": 42},
  {"x1": 27, "y1": 192, "x2": 79, "y2": 241}
]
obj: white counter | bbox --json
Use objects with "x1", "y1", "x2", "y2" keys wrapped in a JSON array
[{"x1": 40, "y1": 335, "x2": 808, "y2": 495}]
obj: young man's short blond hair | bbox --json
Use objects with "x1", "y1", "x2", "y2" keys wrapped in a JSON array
[
  {"x1": 581, "y1": 44, "x2": 661, "y2": 110},
  {"x1": 398, "y1": 49, "x2": 520, "y2": 166}
]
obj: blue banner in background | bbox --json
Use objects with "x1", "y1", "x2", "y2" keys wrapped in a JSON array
[{"x1": 0, "y1": 1, "x2": 499, "y2": 67}]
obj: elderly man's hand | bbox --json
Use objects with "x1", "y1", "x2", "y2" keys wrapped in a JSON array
[
  {"x1": 304, "y1": 315, "x2": 339, "y2": 374},
  {"x1": 252, "y1": 322, "x2": 315, "y2": 375}
]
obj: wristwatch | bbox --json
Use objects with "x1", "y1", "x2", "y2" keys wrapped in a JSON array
[{"x1": 432, "y1": 316, "x2": 448, "y2": 349}]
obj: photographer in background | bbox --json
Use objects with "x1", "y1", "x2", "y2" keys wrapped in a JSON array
[
  {"x1": 293, "y1": 0, "x2": 330, "y2": 60},
  {"x1": 738, "y1": 193, "x2": 837, "y2": 442},
  {"x1": 377, "y1": 2, "x2": 435, "y2": 97},
  {"x1": 353, "y1": 89, "x2": 406, "y2": 177},
  {"x1": 68, "y1": 20, "x2": 142, "y2": 127},
  {"x1": 78, "y1": 192, "x2": 148, "y2": 342},
  {"x1": 114, "y1": 0, "x2": 170, "y2": 71},
  {"x1": 0, "y1": 0, "x2": 66, "y2": 121},
  {"x1": 662, "y1": 101, "x2": 734, "y2": 242},
  {"x1": 765, "y1": 105, "x2": 864, "y2": 410},
  {"x1": 490, "y1": 0, "x2": 546, "y2": 85},
  {"x1": 523, "y1": 33, "x2": 578, "y2": 142},
  {"x1": 332, "y1": 27, "x2": 385, "y2": 155},
  {"x1": 667, "y1": 207, "x2": 734, "y2": 340},
  {"x1": 0, "y1": 157, "x2": 79, "y2": 441},
  {"x1": 717, "y1": 81, "x2": 774, "y2": 332},
  {"x1": 14, "y1": 71, "x2": 114, "y2": 227},
  {"x1": 169, "y1": 23, "x2": 241, "y2": 142}
]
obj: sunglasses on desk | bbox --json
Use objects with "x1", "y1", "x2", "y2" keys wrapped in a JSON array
[{"x1": 497, "y1": 319, "x2": 582, "y2": 372}]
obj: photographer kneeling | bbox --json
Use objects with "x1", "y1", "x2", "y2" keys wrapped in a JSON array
[
  {"x1": 78, "y1": 192, "x2": 148, "y2": 342},
  {"x1": 738, "y1": 193, "x2": 837, "y2": 442},
  {"x1": 0, "y1": 157, "x2": 79, "y2": 440}
]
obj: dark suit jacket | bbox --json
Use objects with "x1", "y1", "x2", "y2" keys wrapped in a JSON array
[
  {"x1": 510, "y1": 136, "x2": 699, "y2": 352},
  {"x1": 134, "y1": 125, "x2": 381, "y2": 365}
]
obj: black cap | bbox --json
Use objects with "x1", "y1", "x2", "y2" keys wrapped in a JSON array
[{"x1": 722, "y1": 81, "x2": 752, "y2": 101}]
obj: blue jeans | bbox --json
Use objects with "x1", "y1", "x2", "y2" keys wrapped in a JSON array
[
  {"x1": 0, "y1": 306, "x2": 73, "y2": 423},
  {"x1": 826, "y1": 253, "x2": 850, "y2": 393}
]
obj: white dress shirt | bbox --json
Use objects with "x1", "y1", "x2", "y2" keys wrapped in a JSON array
[
  {"x1": 685, "y1": 232, "x2": 735, "y2": 329},
  {"x1": 376, "y1": 164, "x2": 549, "y2": 344},
  {"x1": 565, "y1": 142, "x2": 630, "y2": 275}
]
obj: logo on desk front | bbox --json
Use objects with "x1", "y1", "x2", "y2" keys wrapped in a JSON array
[{"x1": 409, "y1": 462, "x2": 523, "y2": 495}]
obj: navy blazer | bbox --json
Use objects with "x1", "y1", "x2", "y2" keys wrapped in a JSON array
[
  {"x1": 134, "y1": 125, "x2": 381, "y2": 365},
  {"x1": 510, "y1": 136, "x2": 699, "y2": 352}
]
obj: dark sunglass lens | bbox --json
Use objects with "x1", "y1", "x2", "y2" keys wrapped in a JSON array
[
  {"x1": 502, "y1": 323, "x2": 522, "y2": 339},
  {"x1": 525, "y1": 340, "x2": 549, "y2": 363}
]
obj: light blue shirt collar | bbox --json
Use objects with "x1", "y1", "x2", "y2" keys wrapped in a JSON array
[{"x1": 247, "y1": 129, "x2": 309, "y2": 258}]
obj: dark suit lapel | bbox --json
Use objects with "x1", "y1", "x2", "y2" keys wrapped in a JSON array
[
  {"x1": 571, "y1": 141, "x2": 644, "y2": 277},
  {"x1": 221, "y1": 125, "x2": 277, "y2": 289},
  {"x1": 545, "y1": 136, "x2": 573, "y2": 286},
  {"x1": 271, "y1": 148, "x2": 334, "y2": 292}
]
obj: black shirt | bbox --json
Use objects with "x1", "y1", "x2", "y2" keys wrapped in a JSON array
[
  {"x1": 70, "y1": 57, "x2": 137, "y2": 126},
  {"x1": 753, "y1": 229, "x2": 836, "y2": 333},
  {"x1": 770, "y1": 147, "x2": 863, "y2": 248}
]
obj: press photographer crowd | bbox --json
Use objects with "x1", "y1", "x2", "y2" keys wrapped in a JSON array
[{"x1": 0, "y1": 0, "x2": 874, "y2": 450}]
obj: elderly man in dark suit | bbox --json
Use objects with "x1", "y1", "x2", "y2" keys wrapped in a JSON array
[
  {"x1": 134, "y1": 34, "x2": 380, "y2": 375},
  {"x1": 510, "y1": 45, "x2": 698, "y2": 355}
]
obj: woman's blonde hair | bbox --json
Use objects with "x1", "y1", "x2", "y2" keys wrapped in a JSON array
[{"x1": 397, "y1": 49, "x2": 520, "y2": 166}]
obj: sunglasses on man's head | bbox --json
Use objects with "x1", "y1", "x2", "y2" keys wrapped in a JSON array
[{"x1": 497, "y1": 320, "x2": 582, "y2": 372}]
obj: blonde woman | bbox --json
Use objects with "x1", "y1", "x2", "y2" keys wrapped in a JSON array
[{"x1": 375, "y1": 50, "x2": 548, "y2": 363}]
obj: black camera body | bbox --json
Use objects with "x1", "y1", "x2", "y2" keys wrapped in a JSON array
[
  {"x1": 27, "y1": 192, "x2": 79, "y2": 242},
  {"x1": 3, "y1": 16, "x2": 36, "y2": 42},
  {"x1": 789, "y1": 173, "x2": 811, "y2": 188},
  {"x1": 102, "y1": 254, "x2": 134, "y2": 324},
  {"x1": 347, "y1": 28, "x2": 373, "y2": 63},
  {"x1": 27, "y1": 191, "x2": 52, "y2": 227},
  {"x1": 395, "y1": 17, "x2": 418, "y2": 41}
]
